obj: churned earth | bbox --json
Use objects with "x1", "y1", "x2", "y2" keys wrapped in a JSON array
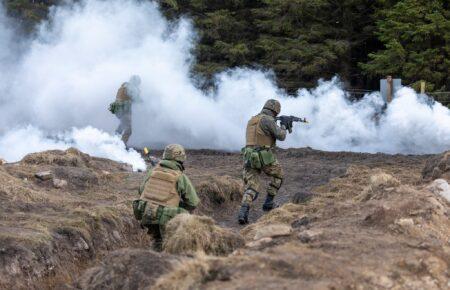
[{"x1": 0, "y1": 148, "x2": 448, "y2": 289}]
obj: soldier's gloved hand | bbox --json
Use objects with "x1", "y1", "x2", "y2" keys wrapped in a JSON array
[{"x1": 280, "y1": 124, "x2": 292, "y2": 134}]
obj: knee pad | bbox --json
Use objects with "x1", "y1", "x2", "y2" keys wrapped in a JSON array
[
  {"x1": 242, "y1": 193, "x2": 253, "y2": 204},
  {"x1": 270, "y1": 178, "x2": 283, "y2": 190},
  {"x1": 242, "y1": 188, "x2": 259, "y2": 203}
]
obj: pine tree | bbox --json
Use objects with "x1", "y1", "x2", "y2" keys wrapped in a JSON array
[
  {"x1": 159, "y1": 0, "x2": 385, "y2": 92},
  {"x1": 361, "y1": 0, "x2": 450, "y2": 91}
]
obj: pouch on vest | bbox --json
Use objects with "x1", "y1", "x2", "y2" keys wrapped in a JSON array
[
  {"x1": 250, "y1": 151, "x2": 262, "y2": 169},
  {"x1": 259, "y1": 149, "x2": 276, "y2": 166},
  {"x1": 242, "y1": 147, "x2": 252, "y2": 168},
  {"x1": 242, "y1": 147, "x2": 263, "y2": 169},
  {"x1": 109, "y1": 102, "x2": 118, "y2": 114},
  {"x1": 132, "y1": 199, "x2": 147, "y2": 221}
]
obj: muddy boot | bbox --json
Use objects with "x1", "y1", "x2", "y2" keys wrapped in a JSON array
[
  {"x1": 262, "y1": 195, "x2": 279, "y2": 211},
  {"x1": 238, "y1": 203, "x2": 250, "y2": 225}
]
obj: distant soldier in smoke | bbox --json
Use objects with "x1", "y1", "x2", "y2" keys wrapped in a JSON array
[
  {"x1": 109, "y1": 75, "x2": 141, "y2": 147},
  {"x1": 132, "y1": 144, "x2": 200, "y2": 250},
  {"x1": 238, "y1": 99, "x2": 288, "y2": 224}
]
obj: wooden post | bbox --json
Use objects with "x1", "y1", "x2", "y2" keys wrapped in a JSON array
[
  {"x1": 386, "y1": 75, "x2": 393, "y2": 103},
  {"x1": 420, "y1": 81, "x2": 426, "y2": 94}
]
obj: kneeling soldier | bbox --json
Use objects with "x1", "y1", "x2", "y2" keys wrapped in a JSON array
[{"x1": 133, "y1": 144, "x2": 199, "y2": 250}]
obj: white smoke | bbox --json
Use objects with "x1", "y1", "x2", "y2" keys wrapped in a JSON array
[
  {"x1": 0, "y1": 0, "x2": 449, "y2": 166},
  {"x1": 0, "y1": 126, "x2": 146, "y2": 171},
  {"x1": 283, "y1": 82, "x2": 450, "y2": 153},
  {"x1": 0, "y1": 3, "x2": 20, "y2": 100}
]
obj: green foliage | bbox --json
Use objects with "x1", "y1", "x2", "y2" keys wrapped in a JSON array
[
  {"x1": 5, "y1": 0, "x2": 450, "y2": 93},
  {"x1": 5, "y1": 1, "x2": 58, "y2": 29},
  {"x1": 162, "y1": 0, "x2": 179, "y2": 10},
  {"x1": 158, "y1": 0, "x2": 392, "y2": 92},
  {"x1": 361, "y1": 0, "x2": 450, "y2": 91},
  {"x1": 252, "y1": 0, "x2": 350, "y2": 90}
]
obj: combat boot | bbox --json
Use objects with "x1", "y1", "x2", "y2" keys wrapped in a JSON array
[
  {"x1": 262, "y1": 195, "x2": 279, "y2": 211},
  {"x1": 238, "y1": 203, "x2": 250, "y2": 224}
]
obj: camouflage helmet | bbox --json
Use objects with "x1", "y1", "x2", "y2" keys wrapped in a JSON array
[
  {"x1": 263, "y1": 99, "x2": 281, "y2": 115},
  {"x1": 163, "y1": 144, "x2": 186, "y2": 162}
]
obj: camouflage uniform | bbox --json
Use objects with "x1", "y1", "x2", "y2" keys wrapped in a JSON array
[
  {"x1": 238, "y1": 100, "x2": 287, "y2": 224},
  {"x1": 111, "y1": 76, "x2": 141, "y2": 147},
  {"x1": 133, "y1": 144, "x2": 199, "y2": 250}
]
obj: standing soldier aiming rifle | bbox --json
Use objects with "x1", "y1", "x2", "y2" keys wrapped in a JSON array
[{"x1": 238, "y1": 99, "x2": 307, "y2": 224}]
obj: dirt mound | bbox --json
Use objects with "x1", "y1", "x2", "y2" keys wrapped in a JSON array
[
  {"x1": 368, "y1": 172, "x2": 400, "y2": 188},
  {"x1": 355, "y1": 171, "x2": 400, "y2": 202},
  {"x1": 163, "y1": 214, "x2": 244, "y2": 256},
  {"x1": 72, "y1": 249, "x2": 175, "y2": 290},
  {"x1": 152, "y1": 255, "x2": 213, "y2": 290},
  {"x1": 20, "y1": 148, "x2": 133, "y2": 174},
  {"x1": 21, "y1": 148, "x2": 91, "y2": 167},
  {"x1": 0, "y1": 166, "x2": 48, "y2": 203},
  {"x1": 159, "y1": 164, "x2": 450, "y2": 289},
  {"x1": 240, "y1": 203, "x2": 304, "y2": 240},
  {"x1": 0, "y1": 150, "x2": 150, "y2": 289},
  {"x1": 5, "y1": 149, "x2": 134, "y2": 191},
  {"x1": 197, "y1": 175, "x2": 242, "y2": 205},
  {"x1": 422, "y1": 151, "x2": 450, "y2": 181}
]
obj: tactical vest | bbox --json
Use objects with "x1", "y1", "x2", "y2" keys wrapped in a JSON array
[
  {"x1": 246, "y1": 115, "x2": 275, "y2": 147},
  {"x1": 116, "y1": 84, "x2": 131, "y2": 102},
  {"x1": 140, "y1": 165, "x2": 182, "y2": 207}
]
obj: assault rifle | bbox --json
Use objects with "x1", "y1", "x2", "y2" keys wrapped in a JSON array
[{"x1": 276, "y1": 115, "x2": 308, "y2": 133}]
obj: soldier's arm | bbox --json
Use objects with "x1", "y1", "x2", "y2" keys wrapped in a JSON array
[
  {"x1": 260, "y1": 116, "x2": 287, "y2": 141},
  {"x1": 138, "y1": 168, "x2": 153, "y2": 195},
  {"x1": 177, "y1": 174, "x2": 200, "y2": 212}
]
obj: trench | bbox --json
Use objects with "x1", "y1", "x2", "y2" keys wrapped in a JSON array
[{"x1": 0, "y1": 148, "x2": 430, "y2": 289}]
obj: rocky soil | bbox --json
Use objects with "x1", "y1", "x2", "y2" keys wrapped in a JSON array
[{"x1": 0, "y1": 148, "x2": 448, "y2": 289}]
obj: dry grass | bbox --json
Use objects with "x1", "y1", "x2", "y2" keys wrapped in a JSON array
[
  {"x1": 355, "y1": 171, "x2": 400, "y2": 202},
  {"x1": 314, "y1": 166, "x2": 411, "y2": 204},
  {"x1": 197, "y1": 175, "x2": 243, "y2": 204},
  {"x1": 152, "y1": 254, "x2": 212, "y2": 290},
  {"x1": 163, "y1": 214, "x2": 244, "y2": 256},
  {"x1": 21, "y1": 148, "x2": 89, "y2": 167},
  {"x1": 368, "y1": 172, "x2": 400, "y2": 188},
  {"x1": 362, "y1": 183, "x2": 450, "y2": 241},
  {"x1": 0, "y1": 167, "x2": 49, "y2": 203},
  {"x1": 422, "y1": 151, "x2": 450, "y2": 181},
  {"x1": 0, "y1": 149, "x2": 151, "y2": 289},
  {"x1": 240, "y1": 203, "x2": 304, "y2": 241},
  {"x1": 313, "y1": 165, "x2": 373, "y2": 200}
]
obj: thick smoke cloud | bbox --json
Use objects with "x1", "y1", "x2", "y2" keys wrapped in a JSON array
[
  {"x1": 0, "y1": 126, "x2": 146, "y2": 170},
  {"x1": 0, "y1": 0, "x2": 449, "y2": 167},
  {"x1": 0, "y1": 3, "x2": 19, "y2": 100}
]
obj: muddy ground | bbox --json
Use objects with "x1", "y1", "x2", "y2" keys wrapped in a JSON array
[
  {"x1": 0, "y1": 147, "x2": 448, "y2": 289},
  {"x1": 183, "y1": 148, "x2": 430, "y2": 227}
]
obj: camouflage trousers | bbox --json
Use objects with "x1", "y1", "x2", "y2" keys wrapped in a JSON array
[
  {"x1": 242, "y1": 159, "x2": 283, "y2": 205},
  {"x1": 147, "y1": 224, "x2": 163, "y2": 251},
  {"x1": 115, "y1": 110, "x2": 132, "y2": 146},
  {"x1": 146, "y1": 205, "x2": 188, "y2": 251}
]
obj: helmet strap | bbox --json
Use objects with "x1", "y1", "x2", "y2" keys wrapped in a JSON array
[{"x1": 177, "y1": 161, "x2": 185, "y2": 171}]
